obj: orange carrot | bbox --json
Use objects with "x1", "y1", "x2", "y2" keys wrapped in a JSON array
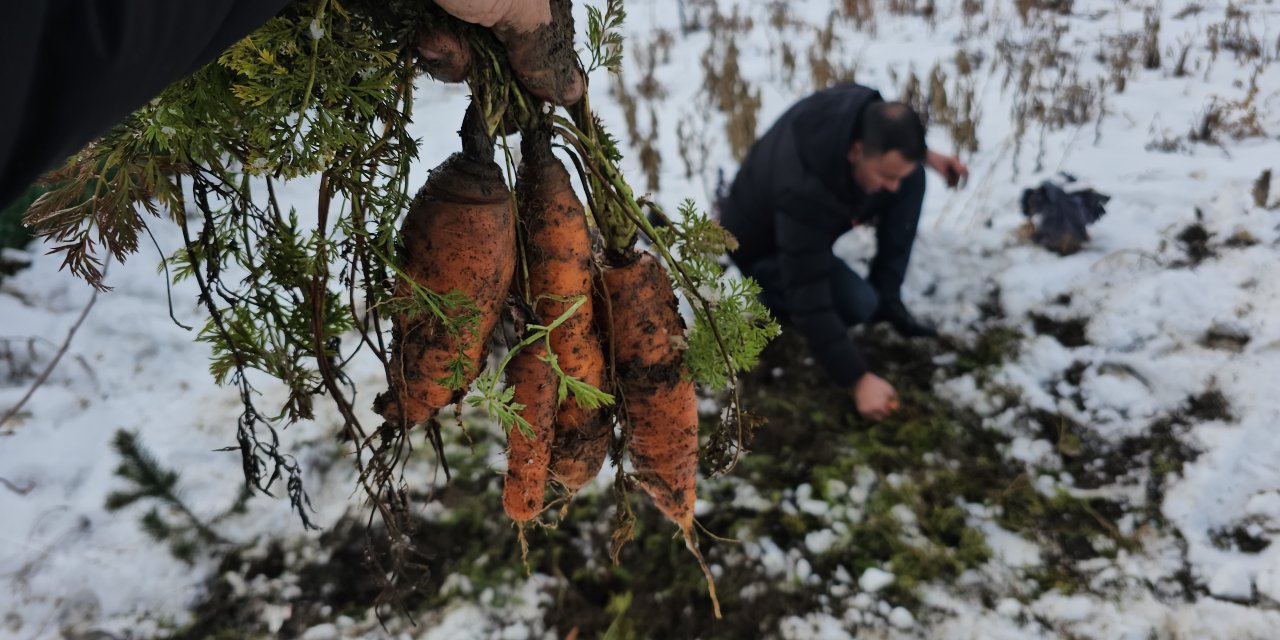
[
  {"x1": 502, "y1": 338, "x2": 557, "y2": 522},
  {"x1": 374, "y1": 151, "x2": 516, "y2": 428},
  {"x1": 515, "y1": 128, "x2": 610, "y2": 491},
  {"x1": 600, "y1": 250, "x2": 720, "y2": 618},
  {"x1": 601, "y1": 251, "x2": 696, "y2": 525}
]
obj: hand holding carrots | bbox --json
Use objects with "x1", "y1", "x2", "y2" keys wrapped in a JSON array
[{"x1": 853, "y1": 373, "x2": 899, "y2": 422}]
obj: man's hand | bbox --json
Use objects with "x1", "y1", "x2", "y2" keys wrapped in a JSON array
[
  {"x1": 925, "y1": 149, "x2": 969, "y2": 188},
  {"x1": 853, "y1": 373, "x2": 899, "y2": 422}
]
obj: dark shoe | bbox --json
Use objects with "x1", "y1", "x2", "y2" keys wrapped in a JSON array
[{"x1": 873, "y1": 300, "x2": 938, "y2": 339}]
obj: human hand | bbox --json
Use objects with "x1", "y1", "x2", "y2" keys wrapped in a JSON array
[
  {"x1": 853, "y1": 373, "x2": 899, "y2": 422},
  {"x1": 421, "y1": 0, "x2": 584, "y2": 105},
  {"x1": 926, "y1": 149, "x2": 969, "y2": 188}
]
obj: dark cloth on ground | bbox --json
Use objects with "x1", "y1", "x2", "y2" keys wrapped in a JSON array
[
  {"x1": 0, "y1": 0, "x2": 291, "y2": 208},
  {"x1": 1020, "y1": 175, "x2": 1110, "y2": 255}
]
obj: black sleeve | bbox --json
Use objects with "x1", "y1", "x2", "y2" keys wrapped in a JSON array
[
  {"x1": 868, "y1": 165, "x2": 927, "y2": 301},
  {"x1": 775, "y1": 208, "x2": 868, "y2": 388},
  {"x1": 0, "y1": 0, "x2": 292, "y2": 208}
]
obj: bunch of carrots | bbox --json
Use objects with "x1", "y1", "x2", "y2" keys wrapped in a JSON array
[{"x1": 371, "y1": 100, "x2": 720, "y2": 614}]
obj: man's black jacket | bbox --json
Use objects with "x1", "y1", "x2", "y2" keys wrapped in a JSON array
[
  {"x1": 720, "y1": 83, "x2": 922, "y2": 388},
  {"x1": 0, "y1": 1, "x2": 290, "y2": 208}
]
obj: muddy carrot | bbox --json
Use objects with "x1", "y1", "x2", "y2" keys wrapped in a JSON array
[
  {"x1": 515, "y1": 127, "x2": 611, "y2": 491},
  {"x1": 374, "y1": 139, "x2": 516, "y2": 428},
  {"x1": 601, "y1": 250, "x2": 720, "y2": 618},
  {"x1": 502, "y1": 338, "x2": 557, "y2": 522}
]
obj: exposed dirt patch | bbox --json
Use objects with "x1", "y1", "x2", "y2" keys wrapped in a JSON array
[
  {"x1": 1029, "y1": 312, "x2": 1090, "y2": 347},
  {"x1": 977, "y1": 285, "x2": 1006, "y2": 321},
  {"x1": 1186, "y1": 388, "x2": 1233, "y2": 422},
  {"x1": 1176, "y1": 223, "x2": 1215, "y2": 265},
  {"x1": 1062, "y1": 360, "x2": 1090, "y2": 411},
  {"x1": 1201, "y1": 324, "x2": 1250, "y2": 353},
  {"x1": 1224, "y1": 229, "x2": 1261, "y2": 248},
  {"x1": 1210, "y1": 525, "x2": 1271, "y2": 554}
]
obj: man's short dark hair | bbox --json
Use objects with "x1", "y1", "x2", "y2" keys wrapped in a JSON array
[{"x1": 857, "y1": 101, "x2": 927, "y2": 163}]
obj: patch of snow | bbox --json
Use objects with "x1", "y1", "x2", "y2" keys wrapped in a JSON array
[
  {"x1": 859, "y1": 568, "x2": 894, "y2": 593},
  {"x1": 888, "y1": 606, "x2": 915, "y2": 629},
  {"x1": 779, "y1": 613, "x2": 854, "y2": 640},
  {"x1": 302, "y1": 623, "x2": 339, "y2": 640},
  {"x1": 805, "y1": 529, "x2": 839, "y2": 555},
  {"x1": 732, "y1": 483, "x2": 775, "y2": 511},
  {"x1": 1207, "y1": 563, "x2": 1254, "y2": 602}
]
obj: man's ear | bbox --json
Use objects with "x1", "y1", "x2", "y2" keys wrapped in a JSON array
[{"x1": 847, "y1": 141, "x2": 863, "y2": 164}]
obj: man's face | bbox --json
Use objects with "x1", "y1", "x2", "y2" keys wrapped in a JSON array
[{"x1": 848, "y1": 144, "x2": 918, "y2": 194}]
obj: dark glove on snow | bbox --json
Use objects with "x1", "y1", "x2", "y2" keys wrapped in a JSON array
[{"x1": 873, "y1": 299, "x2": 939, "y2": 339}]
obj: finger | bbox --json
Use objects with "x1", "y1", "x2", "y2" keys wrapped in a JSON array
[{"x1": 435, "y1": 0, "x2": 549, "y2": 31}]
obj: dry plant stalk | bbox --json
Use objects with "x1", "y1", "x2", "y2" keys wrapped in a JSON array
[
  {"x1": 1017, "y1": 0, "x2": 1074, "y2": 24},
  {"x1": 1207, "y1": 4, "x2": 1265, "y2": 62},
  {"x1": 899, "y1": 68, "x2": 925, "y2": 122},
  {"x1": 1102, "y1": 32, "x2": 1141, "y2": 93},
  {"x1": 808, "y1": 16, "x2": 858, "y2": 91},
  {"x1": 610, "y1": 33, "x2": 669, "y2": 193},
  {"x1": 675, "y1": 111, "x2": 713, "y2": 183},
  {"x1": 928, "y1": 64, "x2": 949, "y2": 128},
  {"x1": 1191, "y1": 72, "x2": 1266, "y2": 143},
  {"x1": 700, "y1": 9, "x2": 762, "y2": 161},
  {"x1": 888, "y1": 0, "x2": 916, "y2": 16},
  {"x1": 1252, "y1": 169, "x2": 1272, "y2": 209},
  {"x1": 1143, "y1": 8, "x2": 1162, "y2": 70},
  {"x1": 1173, "y1": 37, "x2": 1193, "y2": 77},
  {"x1": 951, "y1": 83, "x2": 980, "y2": 155},
  {"x1": 841, "y1": 0, "x2": 877, "y2": 30}
]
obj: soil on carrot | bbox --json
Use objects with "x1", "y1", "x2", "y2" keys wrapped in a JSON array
[{"x1": 499, "y1": 0, "x2": 582, "y2": 104}]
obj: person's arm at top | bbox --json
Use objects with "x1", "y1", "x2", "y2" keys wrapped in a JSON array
[
  {"x1": 0, "y1": 1, "x2": 292, "y2": 207},
  {"x1": 925, "y1": 149, "x2": 968, "y2": 188},
  {"x1": 0, "y1": 0, "x2": 583, "y2": 210}
]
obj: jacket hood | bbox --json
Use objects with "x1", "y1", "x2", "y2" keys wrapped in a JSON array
[{"x1": 791, "y1": 84, "x2": 883, "y2": 201}]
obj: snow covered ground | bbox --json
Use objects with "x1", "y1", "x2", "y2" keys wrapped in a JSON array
[{"x1": 4, "y1": 0, "x2": 1280, "y2": 638}]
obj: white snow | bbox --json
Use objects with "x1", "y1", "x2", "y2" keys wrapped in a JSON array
[
  {"x1": 805, "y1": 529, "x2": 839, "y2": 555},
  {"x1": 888, "y1": 606, "x2": 915, "y2": 629},
  {"x1": 1208, "y1": 563, "x2": 1255, "y2": 602},
  {"x1": 859, "y1": 567, "x2": 895, "y2": 593}
]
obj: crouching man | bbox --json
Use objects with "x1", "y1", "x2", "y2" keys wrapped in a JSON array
[{"x1": 720, "y1": 83, "x2": 968, "y2": 421}]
